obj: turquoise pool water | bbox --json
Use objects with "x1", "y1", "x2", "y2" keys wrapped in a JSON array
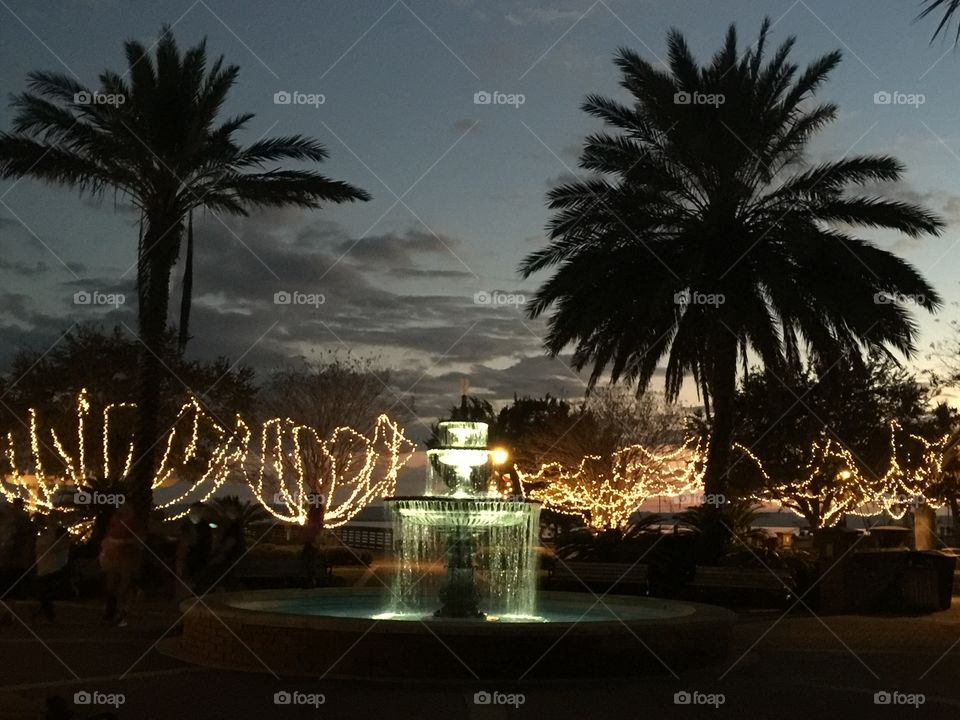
[{"x1": 227, "y1": 595, "x2": 695, "y2": 623}]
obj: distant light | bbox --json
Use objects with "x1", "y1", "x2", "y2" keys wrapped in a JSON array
[{"x1": 490, "y1": 448, "x2": 509, "y2": 465}]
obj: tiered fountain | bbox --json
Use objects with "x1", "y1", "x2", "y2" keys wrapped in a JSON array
[
  {"x1": 169, "y1": 396, "x2": 735, "y2": 680},
  {"x1": 383, "y1": 419, "x2": 541, "y2": 621}
]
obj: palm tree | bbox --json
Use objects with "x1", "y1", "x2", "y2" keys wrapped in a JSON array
[
  {"x1": 0, "y1": 27, "x2": 370, "y2": 520},
  {"x1": 209, "y1": 496, "x2": 271, "y2": 531},
  {"x1": 520, "y1": 19, "x2": 942, "y2": 499},
  {"x1": 917, "y1": 0, "x2": 960, "y2": 42}
]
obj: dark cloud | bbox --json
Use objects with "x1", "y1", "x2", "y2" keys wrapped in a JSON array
[
  {"x1": 0, "y1": 206, "x2": 591, "y2": 418},
  {"x1": 0, "y1": 257, "x2": 48, "y2": 276},
  {"x1": 451, "y1": 118, "x2": 479, "y2": 134},
  {"x1": 331, "y1": 228, "x2": 462, "y2": 269},
  {"x1": 389, "y1": 267, "x2": 474, "y2": 279},
  {"x1": 545, "y1": 172, "x2": 580, "y2": 189}
]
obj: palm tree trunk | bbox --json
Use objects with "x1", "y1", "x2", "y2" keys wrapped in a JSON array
[
  {"x1": 129, "y1": 213, "x2": 180, "y2": 521},
  {"x1": 178, "y1": 210, "x2": 194, "y2": 353},
  {"x1": 704, "y1": 334, "x2": 737, "y2": 498}
]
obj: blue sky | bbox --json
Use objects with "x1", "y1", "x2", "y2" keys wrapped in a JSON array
[{"x1": 2, "y1": 0, "x2": 960, "y2": 419}]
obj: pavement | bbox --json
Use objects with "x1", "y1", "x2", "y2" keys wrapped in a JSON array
[{"x1": 2, "y1": 578, "x2": 960, "y2": 719}]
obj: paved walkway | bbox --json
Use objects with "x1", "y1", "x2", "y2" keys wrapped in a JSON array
[{"x1": 2, "y1": 591, "x2": 960, "y2": 719}]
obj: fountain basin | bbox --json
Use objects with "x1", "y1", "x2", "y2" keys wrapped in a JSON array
[{"x1": 165, "y1": 588, "x2": 735, "y2": 680}]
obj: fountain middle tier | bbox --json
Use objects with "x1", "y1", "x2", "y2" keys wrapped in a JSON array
[{"x1": 387, "y1": 496, "x2": 538, "y2": 528}]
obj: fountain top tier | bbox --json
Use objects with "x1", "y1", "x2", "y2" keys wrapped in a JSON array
[{"x1": 425, "y1": 420, "x2": 496, "y2": 498}]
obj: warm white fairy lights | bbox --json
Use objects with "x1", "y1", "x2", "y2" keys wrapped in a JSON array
[
  {"x1": 2, "y1": 390, "x2": 951, "y2": 533},
  {"x1": 752, "y1": 422, "x2": 951, "y2": 526},
  {"x1": 519, "y1": 439, "x2": 706, "y2": 530},
  {"x1": 519, "y1": 423, "x2": 951, "y2": 531},
  {"x1": 243, "y1": 415, "x2": 415, "y2": 527},
  {"x1": 1, "y1": 389, "x2": 415, "y2": 528}
]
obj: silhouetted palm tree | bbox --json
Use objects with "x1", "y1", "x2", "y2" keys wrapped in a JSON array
[
  {"x1": 917, "y1": 0, "x2": 960, "y2": 42},
  {"x1": 0, "y1": 27, "x2": 370, "y2": 518},
  {"x1": 520, "y1": 19, "x2": 942, "y2": 498}
]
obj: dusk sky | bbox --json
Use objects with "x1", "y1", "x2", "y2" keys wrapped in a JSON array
[{"x1": 3, "y1": 0, "x2": 960, "y2": 421}]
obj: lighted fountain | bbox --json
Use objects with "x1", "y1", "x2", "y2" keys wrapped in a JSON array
[
  {"x1": 167, "y1": 400, "x2": 735, "y2": 680},
  {"x1": 381, "y1": 420, "x2": 541, "y2": 621}
]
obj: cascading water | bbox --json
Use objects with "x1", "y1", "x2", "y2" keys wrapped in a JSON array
[{"x1": 383, "y1": 419, "x2": 541, "y2": 620}]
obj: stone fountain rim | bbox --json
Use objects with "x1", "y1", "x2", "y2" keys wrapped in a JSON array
[{"x1": 186, "y1": 587, "x2": 733, "y2": 636}]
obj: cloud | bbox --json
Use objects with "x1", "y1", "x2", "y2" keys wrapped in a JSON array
[
  {"x1": 0, "y1": 257, "x2": 48, "y2": 276},
  {"x1": 330, "y1": 228, "x2": 462, "y2": 269},
  {"x1": 451, "y1": 118, "x2": 479, "y2": 134},
  {"x1": 389, "y1": 267, "x2": 474, "y2": 279},
  {"x1": 545, "y1": 171, "x2": 580, "y2": 189},
  {"x1": 505, "y1": 3, "x2": 589, "y2": 26},
  {"x1": 0, "y1": 206, "x2": 595, "y2": 419}
]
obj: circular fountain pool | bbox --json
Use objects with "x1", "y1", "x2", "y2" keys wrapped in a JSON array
[
  {"x1": 166, "y1": 588, "x2": 734, "y2": 680},
  {"x1": 165, "y1": 414, "x2": 735, "y2": 680},
  {"x1": 229, "y1": 592, "x2": 694, "y2": 623}
]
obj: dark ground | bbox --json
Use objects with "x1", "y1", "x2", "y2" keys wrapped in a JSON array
[{"x1": 3, "y1": 568, "x2": 960, "y2": 720}]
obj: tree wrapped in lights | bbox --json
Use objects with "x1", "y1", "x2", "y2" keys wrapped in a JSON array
[
  {"x1": 3, "y1": 389, "x2": 228, "y2": 537},
  {"x1": 872, "y1": 424, "x2": 950, "y2": 520},
  {"x1": 242, "y1": 414, "x2": 415, "y2": 527},
  {"x1": 749, "y1": 433, "x2": 870, "y2": 529},
  {"x1": 749, "y1": 423, "x2": 951, "y2": 527},
  {"x1": 520, "y1": 439, "x2": 705, "y2": 530},
  {"x1": 3, "y1": 389, "x2": 416, "y2": 529}
]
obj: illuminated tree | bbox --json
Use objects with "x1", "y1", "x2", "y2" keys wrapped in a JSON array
[
  {"x1": 522, "y1": 439, "x2": 704, "y2": 530},
  {"x1": 3, "y1": 390, "x2": 415, "y2": 531},
  {"x1": 258, "y1": 355, "x2": 412, "y2": 505}
]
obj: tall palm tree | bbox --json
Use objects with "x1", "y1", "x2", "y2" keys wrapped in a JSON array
[
  {"x1": 0, "y1": 27, "x2": 370, "y2": 519},
  {"x1": 917, "y1": 0, "x2": 960, "y2": 41},
  {"x1": 520, "y1": 19, "x2": 942, "y2": 498}
]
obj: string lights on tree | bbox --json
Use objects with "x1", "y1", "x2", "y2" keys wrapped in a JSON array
[
  {"x1": 750, "y1": 422, "x2": 950, "y2": 527},
  {"x1": 1, "y1": 389, "x2": 415, "y2": 528},
  {"x1": 518, "y1": 439, "x2": 706, "y2": 530}
]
